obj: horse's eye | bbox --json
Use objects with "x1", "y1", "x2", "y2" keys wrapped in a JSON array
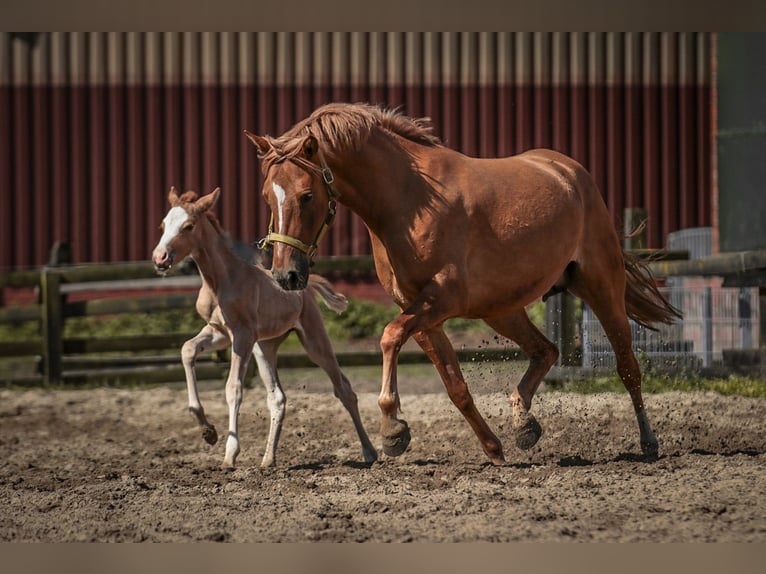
[
  {"x1": 181, "y1": 222, "x2": 194, "y2": 232},
  {"x1": 300, "y1": 192, "x2": 314, "y2": 205}
]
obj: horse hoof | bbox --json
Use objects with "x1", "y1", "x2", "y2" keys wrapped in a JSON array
[
  {"x1": 641, "y1": 439, "x2": 659, "y2": 460},
  {"x1": 513, "y1": 413, "x2": 543, "y2": 450},
  {"x1": 382, "y1": 421, "x2": 411, "y2": 457},
  {"x1": 202, "y1": 425, "x2": 218, "y2": 445}
]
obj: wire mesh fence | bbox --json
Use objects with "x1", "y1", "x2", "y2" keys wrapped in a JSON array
[{"x1": 582, "y1": 279, "x2": 760, "y2": 370}]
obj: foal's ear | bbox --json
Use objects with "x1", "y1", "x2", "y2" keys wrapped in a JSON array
[
  {"x1": 168, "y1": 186, "x2": 181, "y2": 206},
  {"x1": 196, "y1": 187, "x2": 221, "y2": 213},
  {"x1": 244, "y1": 130, "x2": 271, "y2": 156},
  {"x1": 302, "y1": 135, "x2": 318, "y2": 159}
]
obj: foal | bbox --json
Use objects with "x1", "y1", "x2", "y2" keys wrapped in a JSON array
[{"x1": 152, "y1": 186, "x2": 377, "y2": 468}]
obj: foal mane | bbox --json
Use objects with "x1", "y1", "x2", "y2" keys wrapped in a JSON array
[
  {"x1": 258, "y1": 103, "x2": 443, "y2": 174},
  {"x1": 177, "y1": 191, "x2": 226, "y2": 237}
]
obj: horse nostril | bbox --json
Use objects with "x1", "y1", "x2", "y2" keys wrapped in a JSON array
[{"x1": 153, "y1": 249, "x2": 173, "y2": 270}]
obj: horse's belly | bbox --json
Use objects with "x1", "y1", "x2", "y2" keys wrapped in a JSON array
[{"x1": 463, "y1": 267, "x2": 563, "y2": 317}]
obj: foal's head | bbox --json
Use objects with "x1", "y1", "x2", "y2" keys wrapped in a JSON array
[
  {"x1": 152, "y1": 187, "x2": 221, "y2": 272},
  {"x1": 245, "y1": 131, "x2": 336, "y2": 291}
]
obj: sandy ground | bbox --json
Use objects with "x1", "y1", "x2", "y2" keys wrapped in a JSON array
[{"x1": 1, "y1": 363, "x2": 764, "y2": 542}]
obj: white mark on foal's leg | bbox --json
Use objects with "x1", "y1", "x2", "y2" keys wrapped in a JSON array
[{"x1": 272, "y1": 182, "x2": 286, "y2": 234}]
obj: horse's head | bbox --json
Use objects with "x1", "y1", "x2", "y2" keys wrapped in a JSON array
[
  {"x1": 152, "y1": 186, "x2": 221, "y2": 272},
  {"x1": 245, "y1": 130, "x2": 338, "y2": 291}
]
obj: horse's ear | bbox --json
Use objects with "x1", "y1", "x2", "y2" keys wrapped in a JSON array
[
  {"x1": 168, "y1": 186, "x2": 181, "y2": 206},
  {"x1": 244, "y1": 130, "x2": 271, "y2": 155},
  {"x1": 302, "y1": 135, "x2": 318, "y2": 159},
  {"x1": 195, "y1": 187, "x2": 221, "y2": 213}
]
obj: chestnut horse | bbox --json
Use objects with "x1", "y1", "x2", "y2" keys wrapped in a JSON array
[
  {"x1": 152, "y1": 186, "x2": 377, "y2": 469},
  {"x1": 245, "y1": 102, "x2": 681, "y2": 465}
]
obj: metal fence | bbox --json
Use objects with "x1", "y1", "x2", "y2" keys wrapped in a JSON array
[{"x1": 582, "y1": 281, "x2": 760, "y2": 369}]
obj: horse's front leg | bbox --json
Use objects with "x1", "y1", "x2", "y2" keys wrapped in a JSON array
[
  {"x1": 378, "y1": 311, "x2": 417, "y2": 457},
  {"x1": 181, "y1": 325, "x2": 230, "y2": 446},
  {"x1": 222, "y1": 334, "x2": 255, "y2": 469},
  {"x1": 413, "y1": 328, "x2": 505, "y2": 465},
  {"x1": 378, "y1": 274, "x2": 466, "y2": 459}
]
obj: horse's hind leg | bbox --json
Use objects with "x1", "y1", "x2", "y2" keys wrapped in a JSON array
[
  {"x1": 569, "y1": 275, "x2": 659, "y2": 458},
  {"x1": 484, "y1": 310, "x2": 559, "y2": 450},
  {"x1": 585, "y1": 304, "x2": 658, "y2": 457},
  {"x1": 294, "y1": 313, "x2": 378, "y2": 464},
  {"x1": 251, "y1": 336, "x2": 288, "y2": 468},
  {"x1": 181, "y1": 325, "x2": 230, "y2": 446}
]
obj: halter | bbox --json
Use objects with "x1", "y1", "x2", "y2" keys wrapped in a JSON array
[{"x1": 258, "y1": 145, "x2": 339, "y2": 260}]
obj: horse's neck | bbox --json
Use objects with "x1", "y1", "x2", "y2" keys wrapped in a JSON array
[
  {"x1": 190, "y1": 228, "x2": 242, "y2": 293},
  {"x1": 335, "y1": 137, "x2": 425, "y2": 243}
]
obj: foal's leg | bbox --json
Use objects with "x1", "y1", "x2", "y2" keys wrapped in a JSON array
[
  {"x1": 294, "y1": 312, "x2": 378, "y2": 464},
  {"x1": 181, "y1": 325, "x2": 231, "y2": 445},
  {"x1": 251, "y1": 336, "x2": 288, "y2": 468},
  {"x1": 221, "y1": 334, "x2": 255, "y2": 469},
  {"x1": 484, "y1": 311, "x2": 559, "y2": 450},
  {"x1": 413, "y1": 328, "x2": 505, "y2": 464}
]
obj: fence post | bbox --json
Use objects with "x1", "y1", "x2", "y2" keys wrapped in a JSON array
[
  {"x1": 738, "y1": 287, "x2": 753, "y2": 349},
  {"x1": 545, "y1": 292, "x2": 578, "y2": 366},
  {"x1": 581, "y1": 304, "x2": 592, "y2": 368},
  {"x1": 623, "y1": 208, "x2": 647, "y2": 249},
  {"x1": 41, "y1": 268, "x2": 63, "y2": 384},
  {"x1": 761, "y1": 287, "x2": 766, "y2": 350},
  {"x1": 701, "y1": 286, "x2": 713, "y2": 367}
]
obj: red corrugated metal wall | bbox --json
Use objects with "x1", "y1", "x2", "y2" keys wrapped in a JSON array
[{"x1": 0, "y1": 32, "x2": 713, "y2": 270}]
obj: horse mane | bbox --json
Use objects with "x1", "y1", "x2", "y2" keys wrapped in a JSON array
[{"x1": 259, "y1": 103, "x2": 442, "y2": 174}]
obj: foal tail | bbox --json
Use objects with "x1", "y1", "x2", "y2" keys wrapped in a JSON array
[
  {"x1": 623, "y1": 251, "x2": 682, "y2": 330},
  {"x1": 307, "y1": 274, "x2": 349, "y2": 314}
]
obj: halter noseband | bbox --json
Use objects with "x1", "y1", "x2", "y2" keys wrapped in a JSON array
[{"x1": 258, "y1": 145, "x2": 339, "y2": 260}]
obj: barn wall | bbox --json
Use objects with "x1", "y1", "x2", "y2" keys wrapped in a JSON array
[{"x1": 0, "y1": 32, "x2": 713, "y2": 270}]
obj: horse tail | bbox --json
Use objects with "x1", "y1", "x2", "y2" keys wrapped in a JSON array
[
  {"x1": 307, "y1": 274, "x2": 348, "y2": 314},
  {"x1": 623, "y1": 250, "x2": 682, "y2": 330}
]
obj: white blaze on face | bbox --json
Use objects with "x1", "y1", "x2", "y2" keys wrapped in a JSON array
[
  {"x1": 272, "y1": 182, "x2": 287, "y2": 234},
  {"x1": 154, "y1": 206, "x2": 189, "y2": 255}
]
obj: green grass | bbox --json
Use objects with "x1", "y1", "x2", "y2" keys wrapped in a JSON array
[
  {"x1": 0, "y1": 308, "x2": 205, "y2": 342},
  {"x1": 2, "y1": 297, "x2": 765, "y2": 397},
  {"x1": 566, "y1": 374, "x2": 766, "y2": 398}
]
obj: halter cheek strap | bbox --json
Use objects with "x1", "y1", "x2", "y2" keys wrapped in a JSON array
[{"x1": 259, "y1": 146, "x2": 340, "y2": 259}]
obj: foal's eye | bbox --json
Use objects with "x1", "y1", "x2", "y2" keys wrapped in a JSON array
[
  {"x1": 181, "y1": 222, "x2": 194, "y2": 232},
  {"x1": 300, "y1": 192, "x2": 314, "y2": 205}
]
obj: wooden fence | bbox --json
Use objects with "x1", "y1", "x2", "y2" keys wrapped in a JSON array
[
  {"x1": 4, "y1": 248, "x2": 762, "y2": 387},
  {"x1": 0, "y1": 257, "x2": 522, "y2": 386}
]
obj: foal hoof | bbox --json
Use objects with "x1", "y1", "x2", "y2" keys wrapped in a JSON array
[
  {"x1": 382, "y1": 420, "x2": 411, "y2": 457},
  {"x1": 513, "y1": 412, "x2": 543, "y2": 450},
  {"x1": 202, "y1": 425, "x2": 218, "y2": 446}
]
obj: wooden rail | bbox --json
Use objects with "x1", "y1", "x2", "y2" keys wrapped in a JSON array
[
  {"x1": 1, "y1": 261, "x2": 205, "y2": 384},
  {"x1": 4, "y1": 248, "x2": 762, "y2": 387},
  {"x1": 1, "y1": 256, "x2": 521, "y2": 385}
]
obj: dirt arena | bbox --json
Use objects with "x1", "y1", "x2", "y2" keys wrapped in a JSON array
[{"x1": 1, "y1": 363, "x2": 764, "y2": 542}]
